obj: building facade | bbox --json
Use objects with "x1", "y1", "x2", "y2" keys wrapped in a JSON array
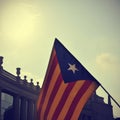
[{"x1": 0, "y1": 56, "x2": 40, "y2": 120}]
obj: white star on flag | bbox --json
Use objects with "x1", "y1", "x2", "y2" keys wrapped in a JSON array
[{"x1": 67, "y1": 63, "x2": 79, "y2": 74}]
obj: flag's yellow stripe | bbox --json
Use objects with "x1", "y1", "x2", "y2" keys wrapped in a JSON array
[
  {"x1": 36, "y1": 49, "x2": 56, "y2": 110},
  {"x1": 57, "y1": 80, "x2": 85, "y2": 120},
  {"x1": 40, "y1": 64, "x2": 60, "y2": 120},
  {"x1": 71, "y1": 82, "x2": 98, "y2": 120},
  {"x1": 47, "y1": 81, "x2": 68, "y2": 120}
]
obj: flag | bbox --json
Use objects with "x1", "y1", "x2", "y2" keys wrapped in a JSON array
[{"x1": 37, "y1": 38, "x2": 100, "y2": 120}]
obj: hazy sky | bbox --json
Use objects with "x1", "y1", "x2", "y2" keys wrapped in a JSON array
[{"x1": 0, "y1": 0, "x2": 120, "y2": 117}]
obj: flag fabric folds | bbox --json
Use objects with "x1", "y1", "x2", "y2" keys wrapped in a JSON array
[{"x1": 37, "y1": 38, "x2": 100, "y2": 120}]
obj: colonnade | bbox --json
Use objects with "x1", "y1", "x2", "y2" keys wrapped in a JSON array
[
  {"x1": 13, "y1": 95, "x2": 36, "y2": 120},
  {"x1": 0, "y1": 88, "x2": 37, "y2": 120}
]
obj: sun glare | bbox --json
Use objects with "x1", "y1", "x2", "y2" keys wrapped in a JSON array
[{"x1": 1, "y1": 3, "x2": 37, "y2": 43}]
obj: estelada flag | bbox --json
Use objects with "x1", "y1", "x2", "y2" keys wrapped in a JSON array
[{"x1": 37, "y1": 38, "x2": 100, "y2": 120}]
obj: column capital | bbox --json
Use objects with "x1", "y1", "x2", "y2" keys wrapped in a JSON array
[{"x1": 13, "y1": 95, "x2": 20, "y2": 120}]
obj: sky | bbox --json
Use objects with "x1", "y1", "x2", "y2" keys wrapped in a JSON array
[{"x1": 0, "y1": 0, "x2": 120, "y2": 118}]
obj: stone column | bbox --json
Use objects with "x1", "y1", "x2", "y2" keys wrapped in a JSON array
[
  {"x1": 34, "y1": 102, "x2": 38, "y2": 120},
  {"x1": 27, "y1": 100, "x2": 34, "y2": 120},
  {"x1": 0, "y1": 89, "x2": 1, "y2": 120},
  {"x1": 13, "y1": 95, "x2": 20, "y2": 120},
  {"x1": 20, "y1": 97, "x2": 27, "y2": 120}
]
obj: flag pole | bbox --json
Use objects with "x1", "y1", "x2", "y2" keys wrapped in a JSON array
[{"x1": 100, "y1": 84, "x2": 120, "y2": 108}]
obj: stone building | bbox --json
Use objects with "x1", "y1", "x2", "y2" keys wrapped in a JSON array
[
  {"x1": 0, "y1": 56, "x2": 40, "y2": 120},
  {"x1": 0, "y1": 56, "x2": 115, "y2": 120},
  {"x1": 79, "y1": 92, "x2": 114, "y2": 120}
]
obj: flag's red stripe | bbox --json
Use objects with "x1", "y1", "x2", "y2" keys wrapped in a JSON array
[
  {"x1": 37, "y1": 54, "x2": 57, "y2": 119},
  {"x1": 51, "y1": 82, "x2": 75, "y2": 120},
  {"x1": 44, "y1": 73, "x2": 62, "y2": 120},
  {"x1": 43, "y1": 49, "x2": 56, "y2": 87},
  {"x1": 64, "y1": 80, "x2": 92, "y2": 120},
  {"x1": 37, "y1": 50, "x2": 56, "y2": 112}
]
